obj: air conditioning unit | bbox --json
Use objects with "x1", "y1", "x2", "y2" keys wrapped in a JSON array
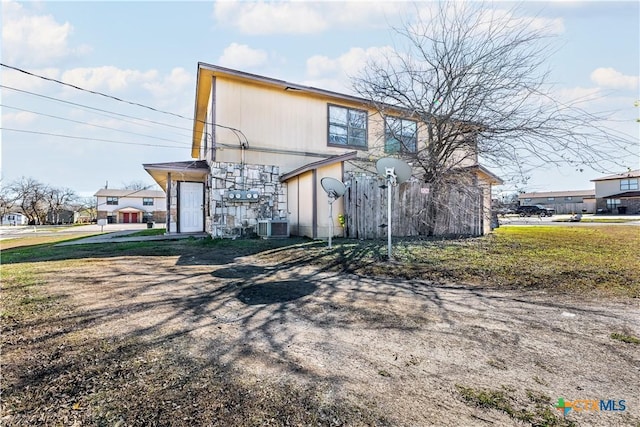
[{"x1": 257, "y1": 219, "x2": 289, "y2": 238}]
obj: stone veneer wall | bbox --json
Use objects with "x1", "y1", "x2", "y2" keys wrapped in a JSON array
[
  {"x1": 596, "y1": 197, "x2": 640, "y2": 214},
  {"x1": 208, "y1": 162, "x2": 287, "y2": 237}
]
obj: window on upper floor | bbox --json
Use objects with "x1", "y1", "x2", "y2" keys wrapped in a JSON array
[
  {"x1": 328, "y1": 104, "x2": 367, "y2": 149},
  {"x1": 106, "y1": 197, "x2": 118, "y2": 205},
  {"x1": 384, "y1": 116, "x2": 417, "y2": 154},
  {"x1": 524, "y1": 198, "x2": 532, "y2": 202},
  {"x1": 547, "y1": 197, "x2": 555, "y2": 201},
  {"x1": 564, "y1": 196, "x2": 572, "y2": 201},
  {"x1": 143, "y1": 198, "x2": 154, "y2": 206},
  {"x1": 620, "y1": 179, "x2": 639, "y2": 191}
]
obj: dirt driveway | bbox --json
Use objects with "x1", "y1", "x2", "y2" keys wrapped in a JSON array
[{"x1": 3, "y1": 246, "x2": 639, "y2": 426}]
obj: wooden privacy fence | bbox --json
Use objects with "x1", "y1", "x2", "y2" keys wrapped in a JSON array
[{"x1": 344, "y1": 174, "x2": 483, "y2": 239}]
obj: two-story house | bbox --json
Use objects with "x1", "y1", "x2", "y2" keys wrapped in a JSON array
[
  {"x1": 94, "y1": 188, "x2": 167, "y2": 224},
  {"x1": 591, "y1": 169, "x2": 640, "y2": 214},
  {"x1": 143, "y1": 63, "x2": 502, "y2": 238}
]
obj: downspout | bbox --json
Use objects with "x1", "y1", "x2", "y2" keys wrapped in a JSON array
[
  {"x1": 166, "y1": 172, "x2": 171, "y2": 233},
  {"x1": 312, "y1": 170, "x2": 317, "y2": 239},
  {"x1": 297, "y1": 176, "x2": 300, "y2": 236}
]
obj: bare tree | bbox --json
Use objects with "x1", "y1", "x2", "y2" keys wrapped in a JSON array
[
  {"x1": 121, "y1": 181, "x2": 152, "y2": 191},
  {"x1": 352, "y1": 2, "x2": 636, "y2": 234},
  {"x1": 9, "y1": 177, "x2": 48, "y2": 224},
  {"x1": 70, "y1": 196, "x2": 98, "y2": 223},
  {"x1": 0, "y1": 180, "x2": 18, "y2": 224},
  {"x1": 44, "y1": 187, "x2": 78, "y2": 224}
]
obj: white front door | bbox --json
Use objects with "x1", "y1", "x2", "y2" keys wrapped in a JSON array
[{"x1": 179, "y1": 182, "x2": 204, "y2": 232}]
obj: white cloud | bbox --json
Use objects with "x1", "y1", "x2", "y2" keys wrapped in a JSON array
[
  {"x1": 2, "y1": 110, "x2": 37, "y2": 127},
  {"x1": 1, "y1": 0, "x2": 91, "y2": 67},
  {"x1": 142, "y1": 67, "x2": 192, "y2": 99},
  {"x1": 413, "y1": 3, "x2": 564, "y2": 39},
  {"x1": 305, "y1": 46, "x2": 395, "y2": 91},
  {"x1": 218, "y1": 43, "x2": 269, "y2": 69},
  {"x1": 213, "y1": 1, "x2": 407, "y2": 35},
  {"x1": 590, "y1": 68, "x2": 639, "y2": 91},
  {"x1": 213, "y1": 1, "x2": 327, "y2": 35},
  {"x1": 2, "y1": 67, "x2": 61, "y2": 92},
  {"x1": 61, "y1": 67, "x2": 158, "y2": 92}
]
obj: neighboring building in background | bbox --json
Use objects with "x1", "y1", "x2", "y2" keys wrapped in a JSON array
[
  {"x1": 1, "y1": 212, "x2": 28, "y2": 226},
  {"x1": 94, "y1": 189, "x2": 166, "y2": 224},
  {"x1": 591, "y1": 169, "x2": 640, "y2": 214},
  {"x1": 518, "y1": 190, "x2": 596, "y2": 214}
]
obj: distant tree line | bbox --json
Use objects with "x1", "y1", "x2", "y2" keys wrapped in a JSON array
[{"x1": 0, "y1": 177, "x2": 96, "y2": 225}]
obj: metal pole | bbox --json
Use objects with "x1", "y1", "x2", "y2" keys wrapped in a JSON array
[
  {"x1": 387, "y1": 179, "x2": 392, "y2": 260},
  {"x1": 328, "y1": 200, "x2": 333, "y2": 248}
]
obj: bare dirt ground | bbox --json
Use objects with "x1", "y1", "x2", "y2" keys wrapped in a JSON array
[{"x1": 2, "y1": 245, "x2": 639, "y2": 426}]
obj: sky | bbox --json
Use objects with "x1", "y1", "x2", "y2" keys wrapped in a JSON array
[{"x1": 1, "y1": 0, "x2": 639, "y2": 197}]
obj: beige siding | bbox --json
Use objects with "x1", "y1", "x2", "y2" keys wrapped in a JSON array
[
  {"x1": 286, "y1": 176, "x2": 301, "y2": 236},
  {"x1": 285, "y1": 163, "x2": 345, "y2": 239},
  {"x1": 293, "y1": 172, "x2": 315, "y2": 238},
  {"x1": 208, "y1": 78, "x2": 402, "y2": 176},
  {"x1": 595, "y1": 179, "x2": 624, "y2": 198},
  {"x1": 316, "y1": 163, "x2": 345, "y2": 239}
]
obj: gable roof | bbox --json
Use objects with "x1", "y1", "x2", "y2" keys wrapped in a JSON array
[
  {"x1": 94, "y1": 189, "x2": 165, "y2": 198},
  {"x1": 591, "y1": 169, "x2": 640, "y2": 182},
  {"x1": 142, "y1": 160, "x2": 209, "y2": 172},
  {"x1": 143, "y1": 160, "x2": 210, "y2": 190}
]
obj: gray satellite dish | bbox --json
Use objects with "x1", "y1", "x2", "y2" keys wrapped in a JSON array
[
  {"x1": 320, "y1": 177, "x2": 347, "y2": 248},
  {"x1": 376, "y1": 158, "x2": 412, "y2": 185},
  {"x1": 321, "y1": 177, "x2": 346, "y2": 199},
  {"x1": 375, "y1": 158, "x2": 412, "y2": 260}
]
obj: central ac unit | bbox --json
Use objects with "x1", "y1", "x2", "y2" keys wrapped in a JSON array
[{"x1": 257, "y1": 219, "x2": 289, "y2": 238}]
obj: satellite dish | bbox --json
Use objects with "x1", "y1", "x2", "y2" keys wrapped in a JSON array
[
  {"x1": 320, "y1": 177, "x2": 346, "y2": 249},
  {"x1": 321, "y1": 177, "x2": 346, "y2": 199},
  {"x1": 376, "y1": 158, "x2": 412, "y2": 185}
]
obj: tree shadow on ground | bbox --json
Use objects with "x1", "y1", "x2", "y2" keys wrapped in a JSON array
[{"x1": 3, "y1": 236, "x2": 638, "y2": 426}]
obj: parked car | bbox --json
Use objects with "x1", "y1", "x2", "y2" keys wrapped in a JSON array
[
  {"x1": 496, "y1": 207, "x2": 516, "y2": 215},
  {"x1": 516, "y1": 205, "x2": 555, "y2": 217}
]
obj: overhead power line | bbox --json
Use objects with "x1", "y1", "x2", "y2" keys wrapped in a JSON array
[
  {"x1": 1, "y1": 62, "x2": 190, "y2": 121},
  {"x1": 1, "y1": 84, "x2": 192, "y2": 135},
  {"x1": 2, "y1": 128, "x2": 187, "y2": 149},
  {"x1": 1, "y1": 104, "x2": 191, "y2": 146},
  {"x1": 1, "y1": 63, "x2": 250, "y2": 146}
]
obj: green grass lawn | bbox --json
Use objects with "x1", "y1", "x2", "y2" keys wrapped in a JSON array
[{"x1": 262, "y1": 226, "x2": 640, "y2": 298}]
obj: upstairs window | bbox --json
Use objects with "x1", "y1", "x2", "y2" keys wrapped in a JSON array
[
  {"x1": 143, "y1": 198, "x2": 154, "y2": 206},
  {"x1": 547, "y1": 197, "x2": 555, "y2": 201},
  {"x1": 385, "y1": 117, "x2": 417, "y2": 154},
  {"x1": 620, "y1": 179, "x2": 639, "y2": 191},
  {"x1": 328, "y1": 105, "x2": 367, "y2": 149},
  {"x1": 106, "y1": 197, "x2": 119, "y2": 205},
  {"x1": 564, "y1": 196, "x2": 573, "y2": 201}
]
